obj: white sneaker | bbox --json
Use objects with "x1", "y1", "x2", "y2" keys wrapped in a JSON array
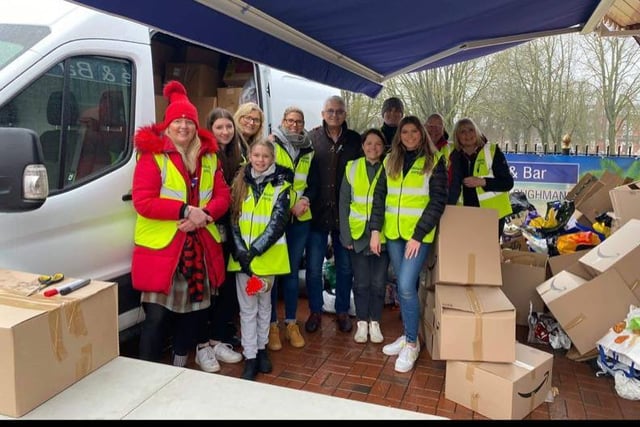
[
  {"x1": 382, "y1": 335, "x2": 406, "y2": 356},
  {"x1": 354, "y1": 321, "x2": 368, "y2": 343},
  {"x1": 195, "y1": 344, "x2": 220, "y2": 373},
  {"x1": 213, "y1": 342, "x2": 242, "y2": 364},
  {"x1": 369, "y1": 321, "x2": 384, "y2": 343},
  {"x1": 395, "y1": 341, "x2": 420, "y2": 373}
]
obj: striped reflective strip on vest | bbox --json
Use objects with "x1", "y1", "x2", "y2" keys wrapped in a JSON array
[
  {"x1": 382, "y1": 155, "x2": 437, "y2": 243},
  {"x1": 346, "y1": 158, "x2": 383, "y2": 241},
  {"x1": 229, "y1": 181, "x2": 291, "y2": 275},
  {"x1": 134, "y1": 153, "x2": 220, "y2": 249},
  {"x1": 474, "y1": 143, "x2": 512, "y2": 218}
]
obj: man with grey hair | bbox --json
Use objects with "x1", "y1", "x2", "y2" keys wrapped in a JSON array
[{"x1": 305, "y1": 95, "x2": 362, "y2": 334}]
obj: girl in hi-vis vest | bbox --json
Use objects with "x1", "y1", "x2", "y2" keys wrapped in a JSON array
[
  {"x1": 369, "y1": 116, "x2": 448, "y2": 374},
  {"x1": 338, "y1": 128, "x2": 389, "y2": 345},
  {"x1": 227, "y1": 139, "x2": 291, "y2": 381},
  {"x1": 131, "y1": 81, "x2": 231, "y2": 373},
  {"x1": 448, "y1": 117, "x2": 514, "y2": 240}
]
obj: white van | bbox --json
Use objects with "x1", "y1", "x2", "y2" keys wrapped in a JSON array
[{"x1": 0, "y1": 0, "x2": 338, "y2": 341}]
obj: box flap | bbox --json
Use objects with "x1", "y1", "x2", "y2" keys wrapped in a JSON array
[
  {"x1": 536, "y1": 270, "x2": 586, "y2": 304},
  {"x1": 547, "y1": 250, "x2": 591, "y2": 276},
  {"x1": 501, "y1": 250, "x2": 548, "y2": 268},
  {"x1": 579, "y1": 219, "x2": 640, "y2": 274},
  {"x1": 436, "y1": 285, "x2": 514, "y2": 314}
]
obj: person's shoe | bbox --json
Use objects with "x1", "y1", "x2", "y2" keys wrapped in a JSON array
[
  {"x1": 354, "y1": 320, "x2": 368, "y2": 343},
  {"x1": 241, "y1": 358, "x2": 259, "y2": 381},
  {"x1": 395, "y1": 341, "x2": 420, "y2": 373},
  {"x1": 337, "y1": 313, "x2": 352, "y2": 333},
  {"x1": 213, "y1": 342, "x2": 242, "y2": 364},
  {"x1": 285, "y1": 322, "x2": 305, "y2": 348},
  {"x1": 256, "y1": 349, "x2": 272, "y2": 373},
  {"x1": 268, "y1": 322, "x2": 282, "y2": 351},
  {"x1": 382, "y1": 335, "x2": 406, "y2": 356},
  {"x1": 172, "y1": 353, "x2": 188, "y2": 367},
  {"x1": 369, "y1": 321, "x2": 384, "y2": 343},
  {"x1": 195, "y1": 344, "x2": 220, "y2": 373},
  {"x1": 305, "y1": 312, "x2": 322, "y2": 333}
]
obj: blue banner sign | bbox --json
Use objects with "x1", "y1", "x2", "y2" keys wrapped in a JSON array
[{"x1": 508, "y1": 161, "x2": 579, "y2": 184}]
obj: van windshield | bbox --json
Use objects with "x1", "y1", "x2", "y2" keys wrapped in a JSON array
[{"x1": 0, "y1": 24, "x2": 50, "y2": 71}]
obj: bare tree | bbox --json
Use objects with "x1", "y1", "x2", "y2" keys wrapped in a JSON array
[{"x1": 579, "y1": 35, "x2": 640, "y2": 154}]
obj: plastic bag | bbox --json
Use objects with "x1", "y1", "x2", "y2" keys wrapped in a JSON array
[{"x1": 554, "y1": 231, "x2": 602, "y2": 254}]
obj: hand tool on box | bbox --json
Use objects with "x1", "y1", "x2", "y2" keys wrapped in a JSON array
[{"x1": 27, "y1": 272, "x2": 65, "y2": 296}]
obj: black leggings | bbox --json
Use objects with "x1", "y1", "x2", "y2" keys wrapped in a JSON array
[{"x1": 138, "y1": 302, "x2": 206, "y2": 362}]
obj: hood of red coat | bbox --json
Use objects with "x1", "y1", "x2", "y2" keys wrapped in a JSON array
[{"x1": 134, "y1": 124, "x2": 219, "y2": 154}]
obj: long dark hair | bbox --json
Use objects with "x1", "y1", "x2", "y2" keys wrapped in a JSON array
[{"x1": 206, "y1": 107, "x2": 243, "y2": 184}]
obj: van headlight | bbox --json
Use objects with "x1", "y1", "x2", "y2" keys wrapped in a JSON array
[{"x1": 23, "y1": 164, "x2": 49, "y2": 200}]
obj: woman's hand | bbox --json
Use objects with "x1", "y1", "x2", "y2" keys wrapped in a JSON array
[
  {"x1": 182, "y1": 206, "x2": 212, "y2": 229},
  {"x1": 463, "y1": 176, "x2": 486, "y2": 188},
  {"x1": 369, "y1": 230, "x2": 381, "y2": 256},
  {"x1": 404, "y1": 238, "x2": 421, "y2": 259},
  {"x1": 291, "y1": 198, "x2": 310, "y2": 218}
]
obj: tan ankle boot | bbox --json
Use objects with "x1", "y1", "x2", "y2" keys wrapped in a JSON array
[{"x1": 268, "y1": 322, "x2": 282, "y2": 351}]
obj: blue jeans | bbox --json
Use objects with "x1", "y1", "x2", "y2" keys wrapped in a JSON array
[
  {"x1": 306, "y1": 229, "x2": 353, "y2": 314},
  {"x1": 386, "y1": 239, "x2": 430, "y2": 344},
  {"x1": 271, "y1": 220, "x2": 310, "y2": 322}
]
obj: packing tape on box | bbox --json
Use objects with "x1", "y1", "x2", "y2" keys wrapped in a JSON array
[
  {"x1": 465, "y1": 288, "x2": 484, "y2": 360},
  {"x1": 563, "y1": 313, "x2": 585, "y2": 331},
  {"x1": 630, "y1": 279, "x2": 639, "y2": 292},
  {"x1": 467, "y1": 253, "x2": 476, "y2": 283},
  {"x1": 0, "y1": 291, "x2": 88, "y2": 364}
]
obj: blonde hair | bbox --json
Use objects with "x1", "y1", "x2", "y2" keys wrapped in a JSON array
[
  {"x1": 230, "y1": 139, "x2": 275, "y2": 223},
  {"x1": 234, "y1": 102, "x2": 265, "y2": 151},
  {"x1": 385, "y1": 116, "x2": 437, "y2": 179},
  {"x1": 452, "y1": 117, "x2": 485, "y2": 151},
  {"x1": 165, "y1": 129, "x2": 201, "y2": 174}
]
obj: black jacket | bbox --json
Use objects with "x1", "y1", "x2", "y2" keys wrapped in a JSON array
[
  {"x1": 448, "y1": 144, "x2": 514, "y2": 212},
  {"x1": 370, "y1": 154, "x2": 448, "y2": 242},
  {"x1": 231, "y1": 164, "x2": 291, "y2": 258},
  {"x1": 308, "y1": 121, "x2": 362, "y2": 232}
]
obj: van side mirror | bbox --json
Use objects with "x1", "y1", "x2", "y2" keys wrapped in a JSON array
[{"x1": 0, "y1": 127, "x2": 48, "y2": 212}]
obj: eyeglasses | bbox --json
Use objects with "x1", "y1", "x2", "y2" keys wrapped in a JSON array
[
  {"x1": 242, "y1": 116, "x2": 262, "y2": 125},
  {"x1": 284, "y1": 118, "x2": 304, "y2": 126},
  {"x1": 324, "y1": 109, "x2": 346, "y2": 116}
]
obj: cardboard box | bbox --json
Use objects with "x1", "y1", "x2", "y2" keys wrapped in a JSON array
[
  {"x1": 191, "y1": 96, "x2": 218, "y2": 127},
  {"x1": 433, "y1": 205, "x2": 502, "y2": 286},
  {"x1": 182, "y1": 45, "x2": 221, "y2": 67},
  {"x1": 566, "y1": 173, "x2": 598, "y2": 205},
  {"x1": 217, "y1": 87, "x2": 244, "y2": 113},
  {"x1": 574, "y1": 171, "x2": 624, "y2": 225},
  {"x1": 500, "y1": 250, "x2": 549, "y2": 325},
  {"x1": 501, "y1": 235, "x2": 528, "y2": 252},
  {"x1": 0, "y1": 270, "x2": 118, "y2": 417},
  {"x1": 536, "y1": 268, "x2": 639, "y2": 355},
  {"x1": 547, "y1": 249, "x2": 591, "y2": 277},
  {"x1": 223, "y1": 58, "x2": 254, "y2": 86},
  {"x1": 155, "y1": 95, "x2": 168, "y2": 123},
  {"x1": 165, "y1": 63, "x2": 219, "y2": 97},
  {"x1": 434, "y1": 285, "x2": 516, "y2": 362},
  {"x1": 421, "y1": 287, "x2": 439, "y2": 360},
  {"x1": 445, "y1": 343, "x2": 553, "y2": 420},
  {"x1": 578, "y1": 219, "x2": 640, "y2": 275},
  {"x1": 609, "y1": 180, "x2": 640, "y2": 231}
]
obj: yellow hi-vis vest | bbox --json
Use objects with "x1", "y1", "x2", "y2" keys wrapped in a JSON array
[
  {"x1": 345, "y1": 158, "x2": 385, "y2": 242},
  {"x1": 227, "y1": 180, "x2": 292, "y2": 276},
  {"x1": 438, "y1": 143, "x2": 453, "y2": 166},
  {"x1": 383, "y1": 153, "x2": 439, "y2": 243},
  {"x1": 274, "y1": 142, "x2": 314, "y2": 222},
  {"x1": 474, "y1": 143, "x2": 513, "y2": 219},
  {"x1": 134, "y1": 153, "x2": 221, "y2": 249}
]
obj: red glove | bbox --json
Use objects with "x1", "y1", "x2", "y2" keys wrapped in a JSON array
[{"x1": 246, "y1": 275, "x2": 264, "y2": 296}]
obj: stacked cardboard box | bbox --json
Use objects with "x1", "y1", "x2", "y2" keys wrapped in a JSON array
[{"x1": 421, "y1": 205, "x2": 553, "y2": 419}]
